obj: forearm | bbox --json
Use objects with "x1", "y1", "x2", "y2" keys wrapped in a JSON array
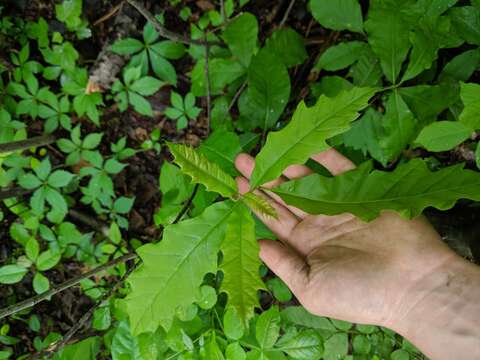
[{"x1": 394, "y1": 256, "x2": 480, "y2": 360}]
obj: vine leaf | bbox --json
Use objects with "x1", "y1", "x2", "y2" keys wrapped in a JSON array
[
  {"x1": 241, "y1": 192, "x2": 277, "y2": 219},
  {"x1": 220, "y1": 204, "x2": 265, "y2": 326},
  {"x1": 125, "y1": 201, "x2": 235, "y2": 335},
  {"x1": 272, "y1": 159, "x2": 480, "y2": 222},
  {"x1": 250, "y1": 87, "x2": 377, "y2": 189},
  {"x1": 168, "y1": 143, "x2": 238, "y2": 198}
]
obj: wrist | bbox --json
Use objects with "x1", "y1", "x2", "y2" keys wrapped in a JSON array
[{"x1": 391, "y1": 255, "x2": 480, "y2": 359}]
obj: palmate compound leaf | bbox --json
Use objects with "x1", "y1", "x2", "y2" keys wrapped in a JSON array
[
  {"x1": 220, "y1": 203, "x2": 265, "y2": 326},
  {"x1": 272, "y1": 159, "x2": 480, "y2": 222},
  {"x1": 250, "y1": 87, "x2": 377, "y2": 189},
  {"x1": 168, "y1": 143, "x2": 238, "y2": 198},
  {"x1": 125, "y1": 201, "x2": 236, "y2": 335}
]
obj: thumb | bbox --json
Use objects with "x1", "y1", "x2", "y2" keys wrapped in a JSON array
[{"x1": 259, "y1": 239, "x2": 309, "y2": 297}]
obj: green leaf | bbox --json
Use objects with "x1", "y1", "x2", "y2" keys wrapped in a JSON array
[
  {"x1": 241, "y1": 49, "x2": 291, "y2": 130},
  {"x1": 352, "y1": 334, "x2": 371, "y2": 354},
  {"x1": 199, "y1": 129, "x2": 242, "y2": 176},
  {"x1": 105, "y1": 158, "x2": 127, "y2": 174},
  {"x1": 111, "y1": 320, "x2": 166, "y2": 360},
  {"x1": 401, "y1": 29, "x2": 439, "y2": 82},
  {"x1": 150, "y1": 40, "x2": 185, "y2": 59},
  {"x1": 48, "y1": 170, "x2": 75, "y2": 188},
  {"x1": 266, "y1": 277, "x2": 292, "y2": 303},
  {"x1": 323, "y1": 333, "x2": 348, "y2": 360},
  {"x1": 309, "y1": 0, "x2": 363, "y2": 33},
  {"x1": 159, "y1": 162, "x2": 194, "y2": 205},
  {"x1": 222, "y1": 12, "x2": 258, "y2": 67},
  {"x1": 125, "y1": 201, "x2": 235, "y2": 334},
  {"x1": 168, "y1": 143, "x2": 238, "y2": 198},
  {"x1": 250, "y1": 87, "x2": 376, "y2": 188},
  {"x1": 45, "y1": 187, "x2": 68, "y2": 216},
  {"x1": 53, "y1": 336, "x2": 100, "y2": 360},
  {"x1": 226, "y1": 342, "x2": 246, "y2": 360},
  {"x1": 415, "y1": 121, "x2": 471, "y2": 152},
  {"x1": 315, "y1": 41, "x2": 367, "y2": 71},
  {"x1": 399, "y1": 84, "x2": 459, "y2": 123},
  {"x1": 109, "y1": 222, "x2": 122, "y2": 244},
  {"x1": 131, "y1": 76, "x2": 163, "y2": 96},
  {"x1": 459, "y1": 82, "x2": 480, "y2": 130},
  {"x1": 55, "y1": 0, "x2": 82, "y2": 29},
  {"x1": 220, "y1": 204, "x2": 265, "y2": 325},
  {"x1": 342, "y1": 108, "x2": 385, "y2": 163},
  {"x1": 256, "y1": 306, "x2": 281, "y2": 349},
  {"x1": 0, "y1": 265, "x2": 28, "y2": 284},
  {"x1": 449, "y1": 6, "x2": 480, "y2": 45},
  {"x1": 264, "y1": 28, "x2": 307, "y2": 68},
  {"x1": 33, "y1": 272, "x2": 50, "y2": 294},
  {"x1": 439, "y1": 49, "x2": 480, "y2": 82},
  {"x1": 25, "y1": 237, "x2": 40, "y2": 261},
  {"x1": 143, "y1": 21, "x2": 160, "y2": 44},
  {"x1": 18, "y1": 173, "x2": 41, "y2": 189},
  {"x1": 36, "y1": 249, "x2": 61, "y2": 271},
  {"x1": 34, "y1": 158, "x2": 52, "y2": 181},
  {"x1": 111, "y1": 38, "x2": 144, "y2": 55},
  {"x1": 241, "y1": 192, "x2": 277, "y2": 218},
  {"x1": 191, "y1": 58, "x2": 245, "y2": 97},
  {"x1": 281, "y1": 306, "x2": 336, "y2": 331},
  {"x1": 365, "y1": 0, "x2": 412, "y2": 83},
  {"x1": 377, "y1": 90, "x2": 417, "y2": 165},
  {"x1": 82, "y1": 133, "x2": 103, "y2": 149},
  {"x1": 311, "y1": 76, "x2": 353, "y2": 99},
  {"x1": 197, "y1": 285, "x2": 217, "y2": 309},
  {"x1": 275, "y1": 330, "x2": 323, "y2": 359},
  {"x1": 113, "y1": 197, "x2": 135, "y2": 214},
  {"x1": 224, "y1": 308, "x2": 245, "y2": 340},
  {"x1": 391, "y1": 349, "x2": 410, "y2": 360},
  {"x1": 273, "y1": 159, "x2": 480, "y2": 222},
  {"x1": 128, "y1": 91, "x2": 153, "y2": 116},
  {"x1": 92, "y1": 307, "x2": 111, "y2": 331}
]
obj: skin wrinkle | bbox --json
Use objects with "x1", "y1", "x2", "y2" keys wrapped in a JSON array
[{"x1": 235, "y1": 150, "x2": 480, "y2": 359}]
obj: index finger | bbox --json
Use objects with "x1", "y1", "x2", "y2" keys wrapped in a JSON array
[{"x1": 311, "y1": 148, "x2": 356, "y2": 175}]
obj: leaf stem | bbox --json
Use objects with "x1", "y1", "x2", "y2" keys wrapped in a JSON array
[
  {"x1": 125, "y1": 0, "x2": 223, "y2": 47},
  {"x1": 0, "y1": 253, "x2": 137, "y2": 321},
  {"x1": 0, "y1": 134, "x2": 56, "y2": 154}
]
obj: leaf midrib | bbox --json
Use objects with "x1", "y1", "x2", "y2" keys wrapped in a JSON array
[
  {"x1": 254, "y1": 91, "x2": 370, "y2": 187},
  {"x1": 138, "y1": 203, "x2": 236, "y2": 331},
  {"x1": 275, "y1": 177, "x2": 480, "y2": 206}
]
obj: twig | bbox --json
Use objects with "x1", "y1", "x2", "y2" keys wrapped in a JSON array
[
  {"x1": 204, "y1": 34, "x2": 212, "y2": 134},
  {"x1": 0, "y1": 57, "x2": 13, "y2": 71},
  {"x1": 0, "y1": 253, "x2": 137, "y2": 320},
  {"x1": 0, "y1": 134, "x2": 56, "y2": 154},
  {"x1": 220, "y1": 0, "x2": 226, "y2": 22},
  {"x1": 25, "y1": 181, "x2": 202, "y2": 358},
  {"x1": 29, "y1": 264, "x2": 136, "y2": 360},
  {"x1": 173, "y1": 184, "x2": 199, "y2": 224},
  {"x1": 227, "y1": 81, "x2": 247, "y2": 114},
  {"x1": 0, "y1": 188, "x2": 30, "y2": 201},
  {"x1": 68, "y1": 209, "x2": 109, "y2": 236},
  {"x1": 279, "y1": 0, "x2": 296, "y2": 27},
  {"x1": 125, "y1": 0, "x2": 223, "y2": 47},
  {"x1": 93, "y1": 1, "x2": 124, "y2": 26}
]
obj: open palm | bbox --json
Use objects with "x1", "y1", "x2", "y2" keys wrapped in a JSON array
[{"x1": 235, "y1": 149, "x2": 455, "y2": 328}]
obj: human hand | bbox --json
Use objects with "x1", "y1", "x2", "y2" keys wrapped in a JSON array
[{"x1": 235, "y1": 149, "x2": 459, "y2": 329}]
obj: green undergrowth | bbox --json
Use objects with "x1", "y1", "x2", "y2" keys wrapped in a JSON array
[{"x1": 1, "y1": 0, "x2": 480, "y2": 358}]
